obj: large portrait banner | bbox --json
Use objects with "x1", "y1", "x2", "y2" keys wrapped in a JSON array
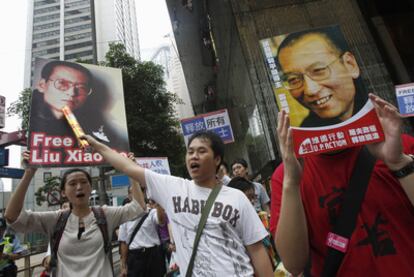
[
  {"x1": 28, "y1": 58, "x2": 130, "y2": 167},
  {"x1": 260, "y1": 25, "x2": 384, "y2": 156}
]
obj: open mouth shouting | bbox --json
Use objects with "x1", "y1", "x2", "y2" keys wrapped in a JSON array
[
  {"x1": 189, "y1": 162, "x2": 200, "y2": 173},
  {"x1": 76, "y1": 192, "x2": 85, "y2": 198}
]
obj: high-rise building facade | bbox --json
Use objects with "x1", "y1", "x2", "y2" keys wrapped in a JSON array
[
  {"x1": 149, "y1": 36, "x2": 194, "y2": 120},
  {"x1": 24, "y1": 0, "x2": 140, "y2": 87}
]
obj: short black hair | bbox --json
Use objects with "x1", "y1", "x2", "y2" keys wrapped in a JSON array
[
  {"x1": 188, "y1": 130, "x2": 224, "y2": 162},
  {"x1": 227, "y1": 177, "x2": 254, "y2": 193},
  {"x1": 60, "y1": 168, "x2": 92, "y2": 191},
  {"x1": 277, "y1": 26, "x2": 349, "y2": 66},
  {"x1": 122, "y1": 198, "x2": 131, "y2": 206},
  {"x1": 231, "y1": 158, "x2": 248, "y2": 170},
  {"x1": 41, "y1": 60, "x2": 93, "y2": 84},
  {"x1": 220, "y1": 161, "x2": 229, "y2": 172}
]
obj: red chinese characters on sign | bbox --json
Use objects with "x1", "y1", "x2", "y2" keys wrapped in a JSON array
[{"x1": 293, "y1": 105, "x2": 384, "y2": 157}]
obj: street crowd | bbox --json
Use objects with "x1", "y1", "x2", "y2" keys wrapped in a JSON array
[{"x1": 0, "y1": 28, "x2": 413, "y2": 277}]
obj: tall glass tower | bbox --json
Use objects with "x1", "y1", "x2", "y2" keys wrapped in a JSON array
[{"x1": 25, "y1": 0, "x2": 140, "y2": 86}]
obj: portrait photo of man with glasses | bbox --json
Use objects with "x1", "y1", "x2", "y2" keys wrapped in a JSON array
[
  {"x1": 275, "y1": 26, "x2": 369, "y2": 127},
  {"x1": 29, "y1": 58, "x2": 130, "y2": 166}
]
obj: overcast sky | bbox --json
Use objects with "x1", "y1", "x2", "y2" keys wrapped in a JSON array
[{"x1": 0, "y1": 0, "x2": 172, "y2": 191}]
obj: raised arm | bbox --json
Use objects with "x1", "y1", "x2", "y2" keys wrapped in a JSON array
[
  {"x1": 274, "y1": 111, "x2": 309, "y2": 275},
  {"x1": 5, "y1": 152, "x2": 37, "y2": 223},
  {"x1": 368, "y1": 94, "x2": 414, "y2": 205},
  {"x1": 82, "y1": 135, "x2": 147, "y2": 187},
  {"x1": 127, "y1": 153, "x2": 146, "y2": 209}
]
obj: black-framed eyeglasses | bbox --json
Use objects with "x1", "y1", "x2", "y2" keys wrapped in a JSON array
[
  {"x1": 281, "y1": 54, "x2": 344, "y2": 90},
  {"x1": 48, "y1": 78, "x2": 92, "y2": 96}
]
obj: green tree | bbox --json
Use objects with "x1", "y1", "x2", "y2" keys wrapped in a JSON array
[
  {"x1": 8, "y1": 43, "x2": 187, "y2": 176},
  {"x1": 6, "y1": 88, "x2": 32, "y2": 131}
]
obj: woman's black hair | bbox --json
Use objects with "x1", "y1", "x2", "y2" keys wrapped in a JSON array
[{"x1": 60, "y1": 168, "x2": 92, "y2": 191}]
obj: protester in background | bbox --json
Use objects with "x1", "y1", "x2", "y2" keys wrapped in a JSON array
[
  {"x1": 217, "y1": 161, "x2": 231, "y2": 186},
  {"x1": 119, "y1": 153, "x2": 166, "y2": 277},
  {"x1": 118, "y1": 198, "x2": 165, "y2": 277},
  {"x1": 82, "y1": 130, "x2": 273, "y2": 277},
  {"x1": 5, "y1": 152, "x2": 144, "y2": 277},
  {"x1": 271, "y1": 94, "x2": 414, "y2": 276},
  {"x1": 228, "y1": 177, "x2": 278, "y2": 270},
  {"x1": 153, "y1": 201, "x2": 173, "y2": 263},
  {"x1": 231, "y1": 158, "x2": 271, "y2": 213},
  {"x1": 0, "y1": 218, "x2": 24, "y2": 277}
]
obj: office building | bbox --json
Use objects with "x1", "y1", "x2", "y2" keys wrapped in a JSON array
[{"x1": 25, "y1": 0, "x2": 140, "y2": 86}]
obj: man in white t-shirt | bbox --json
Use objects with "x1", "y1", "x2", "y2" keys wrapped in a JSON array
[
  {"x1": 118, "y1": 206, "x2": 165, "y2": 277},
  {"x1": 231, "y1": 159, "x2": 271, "y2": 213},
  {"x1": 84, "y1": 131, "x2": 273, "y2": 277},
  {"x1": 217, "y1": 161, "x2": 231, "y2": 186}
]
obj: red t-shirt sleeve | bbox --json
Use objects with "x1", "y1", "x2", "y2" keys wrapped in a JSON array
[
  {"x1": 402, "y1": 134, "x2": 414, "y2": 154},
  {"x1": 269, "y1": 163, "x2": 284, "y2": 236}
]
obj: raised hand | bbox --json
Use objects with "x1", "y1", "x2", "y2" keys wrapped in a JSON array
[
  {"x1": 127, "y1": 152, "x2": 136, "y2": 162},
  {"x1": 277, "y1": 110, "x2": 303, "y2": 185},
  {"x1": 368, "y1": 94, "x2": 411, "y2": 170},
  {"x1": 22, "y1": 150, "x2": 37, "y2": 174},
  {"x1": 80, "y1": 134, "x2": 99, "y2": 147}
]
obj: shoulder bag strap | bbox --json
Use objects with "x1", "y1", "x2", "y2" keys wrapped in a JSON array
[
  {"x1": 128, "y1": 212, "x2": 149, "y2": 247},
  {"x1": 321, "y1": 146, "x2": 376, "y2": 276},
  {"x1": 185, "y1": 184, "x2": 222, "y2": 277},
  {"x1": 91, "y1": 207, "x2": 110, "y2": 254},
  {"x1": 50, "y1": 210, "x2": 71, "y2": 276}
]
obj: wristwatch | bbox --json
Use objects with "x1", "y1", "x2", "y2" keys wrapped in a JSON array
[{"x1": 391, "y1": 154, "x2": 414, "y2": 178}]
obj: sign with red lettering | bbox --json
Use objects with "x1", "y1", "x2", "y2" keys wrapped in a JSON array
[{"x1": 28, "y1": 58, "x2": 130, "y2": 167}]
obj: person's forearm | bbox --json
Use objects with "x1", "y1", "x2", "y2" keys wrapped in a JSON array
[
  {"x1": 5, "y1": 169, "x2": 36, "y2": 223},
  {"x1": 399, "y1": 175, "x2": 414, "y2": 206},
  {"x1": 130, "y1": 179, "x2": 146, "y2": 209},
  {"x1": 247, "y1": 241, "x2": 274, "y2": 277},
  {"x1": 275, "y1": 180, "x2": 309, "y2": 275},
  {"x1": 385, "y1": 153, "x2": 414, "y2": 206},
  {"x1": 120, "y1": 242, "x2": 128, "y2": 269},
  {"x1": 92, "y1": 141, "x2": 147, "y2": 186},
  {"x1": 8, "y1": 253, "x2": 22, "y2": 261}
]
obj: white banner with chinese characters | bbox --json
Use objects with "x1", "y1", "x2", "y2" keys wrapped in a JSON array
[{"x1": 180, "y1": 109, "x2": 234, "y2": 146}]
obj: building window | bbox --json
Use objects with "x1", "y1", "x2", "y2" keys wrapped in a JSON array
[
  {"x1": 65, "y1": 50, "x2": 93, "y2": 60},
  {"x1": 65, "y1": 41, "x2": 92, "y2": 51},
  {"x1": 34, "y1": 13, "x2": 60, "y2": 23},
  {"x1": 65, "y1": 7, "x2": 90, "y2": 16},
  {"x1": 64, "y1": 31, "x2": 92, "y2": 41},
  {"x1": 64, "y1": 23, "x2": 91, "y2": 34}
]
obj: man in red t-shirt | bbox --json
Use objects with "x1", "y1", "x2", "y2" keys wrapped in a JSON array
[{"x1": 270, "y1": 94, "x2": 414, "y2": 276}]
